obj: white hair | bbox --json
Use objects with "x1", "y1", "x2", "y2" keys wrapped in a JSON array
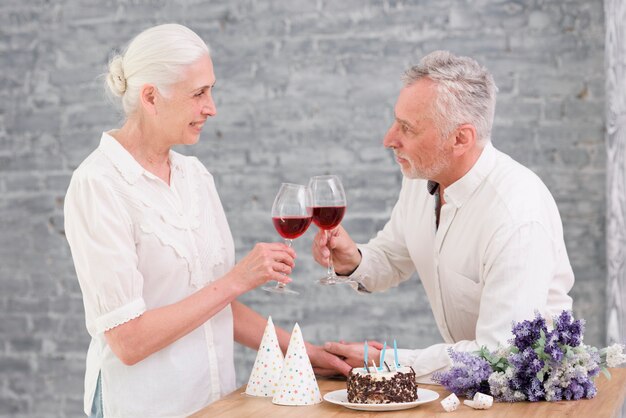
[
  {"x1": 403, "y1": 50, "x2": 497, "y2": 143},
  {"x1": 105, "y1": 23, "x2": 210, "y2": 116}
]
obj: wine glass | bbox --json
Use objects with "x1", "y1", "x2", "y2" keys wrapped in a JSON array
[
  {"x1": 307, "y1": 175, "x2": 347, "y2": 285},
  {"x1": 262, "y1": 183, "x2": 312, "y2": 295}
]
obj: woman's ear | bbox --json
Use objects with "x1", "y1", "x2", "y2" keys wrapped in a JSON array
[{"x1": 140, "y1": 84, "x2": 158, "y2": 115}]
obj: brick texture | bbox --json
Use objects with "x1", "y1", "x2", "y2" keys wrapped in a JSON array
[{"x1": 0, "y1": 1, "x2": 606, "y2": 416}]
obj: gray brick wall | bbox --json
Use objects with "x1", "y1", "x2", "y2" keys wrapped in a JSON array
[{"x1": 0, "y1": 1, "x2": 606, "y2": 416}]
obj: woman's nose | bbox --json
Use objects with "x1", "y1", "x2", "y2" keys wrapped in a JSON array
[{"x1": 203, "y1": 95, "x2": 217, "y2": 117}]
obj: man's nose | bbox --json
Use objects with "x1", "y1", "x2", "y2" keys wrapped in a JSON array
[{"x1": 383, "y1": 123, "x2": 398, "y2": 148}]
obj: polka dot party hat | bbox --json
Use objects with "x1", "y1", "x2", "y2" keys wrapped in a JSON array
[
  {"x1": 245, "y1": 316, "x2": 284, "y2": 397},
  {"x1": 272, "y1": 323, "x2": 322, "y2": 406}
]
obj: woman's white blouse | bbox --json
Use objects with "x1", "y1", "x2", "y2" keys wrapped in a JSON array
[{"x1": 64, "y1": 132, "x2": 236, "y2": 417}]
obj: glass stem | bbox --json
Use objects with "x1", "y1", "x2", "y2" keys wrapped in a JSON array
[
  {"x1": 277, "y1": 239, "x2": 293, "y2": 289},
  {"x1": 326, "y1": 229, "x2": 335, "y2": 277}
]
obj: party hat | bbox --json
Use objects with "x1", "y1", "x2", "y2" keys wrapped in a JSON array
[
  {"x1": 272, "y1": 323, "x2": 322, "y2": 406},
  {"x1": 245, "y1": 316, "x2": 284, "y2": 397}
]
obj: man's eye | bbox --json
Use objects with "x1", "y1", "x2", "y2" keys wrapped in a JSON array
[
  {"x1": 194, "y1": 91, "x2": 205, "y2": 97},
  {"x1": 401, "y1": 124, "x2": 409, "y2": 133}
]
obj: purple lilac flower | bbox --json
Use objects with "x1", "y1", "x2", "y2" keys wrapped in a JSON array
[
  {"x1": 506, "y1": 347, "x2": 547, "y2": 401},
  {"x1": 542, "y1": 345, "x2": 599, "y2": 402},
  {"x1": 433, "y1": 349, "x2": 492, "y2": 398},
  {"x1": 443, "y1": 311, "x2": 602, "y2": 403},
  {"x1": 569, "y1": 380, "x2": 584, "y2": 400},
  {"x1": 563, "y1": 377, "x2": 591, "y2": 401},
  {"x1": 527, "y1": 377, "x2": 545, "y2": 401},
  {"x1": 586, "y1": 347, "x2": 601, "y2": 377},
  {"x1": 543, "y1": 331, "x2": 564, "y2": 362},
  {"x1": 583, "y1": 379, "x2": 597, "y2": 398},
  {"x1": 553, "y1": 311, "x2": 585, "y2": 347},
  {"x1": 511, "y1": 313, "x2": 547, "y2": 351},
  {"x1": 549, "y1": 386, "x2": 563, "y2": 401},
  {"x1": 488, "y1": 369, "x2": 527, "y2": 402}
]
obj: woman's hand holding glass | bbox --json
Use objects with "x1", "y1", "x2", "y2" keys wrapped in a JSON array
[{"x1": 229, "y1": 243, "x2": 297, "y2": 292}]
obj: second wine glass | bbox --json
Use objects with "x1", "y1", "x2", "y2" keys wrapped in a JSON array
[
  {"x1": 263, "y1": 183, "x2": 312, "y2": 295},
  {"x1": 308, "y1": 175, "x2": 347, "y2": 285}
]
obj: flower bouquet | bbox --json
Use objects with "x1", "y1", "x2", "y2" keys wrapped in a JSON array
[{"x1": 433, "y1": 311, "x2": 626, "y2": 402}]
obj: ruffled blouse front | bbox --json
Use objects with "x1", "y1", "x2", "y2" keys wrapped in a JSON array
[{"x1": 64, "y1": 132, "x2": 236, "y2": 417}]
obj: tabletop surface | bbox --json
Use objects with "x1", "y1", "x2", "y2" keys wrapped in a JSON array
[{"x1": 190, "y1": 367, "x2": 626, "y2": 417}]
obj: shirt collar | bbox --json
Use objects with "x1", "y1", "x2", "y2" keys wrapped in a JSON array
[
  {"x1": 427, "y1": 180, "x2": 439, "y2": 195},
  {"x1": 168, "y1": 150, "x2": 184, "y2": 175},
  {"x1": 428, "y1": 141, "x2": 497, "y2": 208},
  {"x1": 99, "y1": 131, "x2": 179, "y2": 184}
]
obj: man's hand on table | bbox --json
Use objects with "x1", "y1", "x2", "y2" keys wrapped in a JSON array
[
  {"x1": 306, "y1": 343, "x2": 352, "y2": 377},
  {"x1": 323, "y1": 340, "x2": 384, "y2": 371}
]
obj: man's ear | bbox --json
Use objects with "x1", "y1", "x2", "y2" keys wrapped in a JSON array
[
  {"x1": 140, "y1": 84, "x2": 158, "y2": 115},
  {"x1": 452, "y1": 124, "x2": 477, "y2": 156}
]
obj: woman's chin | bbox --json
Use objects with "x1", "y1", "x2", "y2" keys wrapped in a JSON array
[{"x1": 181, "y1": 133, "x2": 202, "y2": 146}]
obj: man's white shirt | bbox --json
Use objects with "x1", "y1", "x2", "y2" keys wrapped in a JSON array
[{"x1": 349, "y1": 142, "x2": 574, "y2": 382}]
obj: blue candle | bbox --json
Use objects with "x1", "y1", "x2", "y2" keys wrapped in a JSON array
[
  {"x1": 379, "y1": 341, "x2": 387, "y2": 371},
  {"x1": 394, "y1": 339, "x2": 399, "y2": 368},
  {"x1": 364, "y1": 340, "x2": 368, "y2": 370}
]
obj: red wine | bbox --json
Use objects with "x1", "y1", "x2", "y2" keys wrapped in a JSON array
[
  {"x1": 272, "y1": 216, "x2": 312, "y2": 239},
  {"x1": 311, "y1": 206, "x2": 346, "y2": 230}
]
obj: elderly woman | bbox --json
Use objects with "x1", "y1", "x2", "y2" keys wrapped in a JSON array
[{"x1": 64, "y1": 24, "x2": 348, "y2": 418}]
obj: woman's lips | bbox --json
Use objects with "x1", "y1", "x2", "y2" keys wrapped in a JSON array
[{"x1": 190, "y1": 121, "x2": 205, "y2": 131}]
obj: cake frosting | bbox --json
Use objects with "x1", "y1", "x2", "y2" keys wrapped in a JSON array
[{"x1": 347, "y1": 365, "x2": 418, "y2": 404}]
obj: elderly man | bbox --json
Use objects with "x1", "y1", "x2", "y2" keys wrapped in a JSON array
[{"x1": 314, "y1": 51, "x2": 574, "y2": 382}]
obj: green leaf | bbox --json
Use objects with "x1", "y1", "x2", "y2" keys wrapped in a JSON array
[
  {"x1": 536, "y1": 364, "x2": 550, "y2": 382},
  {"x1": 601, "y1": 367, "x2": 612, "y2": 380},
  {"x1": 493, "y1": 361, "x2": 508, "y2": 373},
  {"x1": 537, "y1": 370, "x2": 545, "y2": 381},
  {"x1": 534, "y1": 346, "x2": 549, "y2": 361}
]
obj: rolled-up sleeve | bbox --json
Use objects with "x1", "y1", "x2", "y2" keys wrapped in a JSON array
[{"x1": 64, "y1": 172, "x2": 146, "y2": 335}]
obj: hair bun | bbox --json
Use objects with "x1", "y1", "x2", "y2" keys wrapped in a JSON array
[{"x1": 106, "y1": 55, "x2": 127, "y2": 96}]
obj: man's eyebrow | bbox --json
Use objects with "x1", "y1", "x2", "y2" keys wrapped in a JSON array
[{"x1": 394, "y1": 114, "x2": 417, "y2": 129}]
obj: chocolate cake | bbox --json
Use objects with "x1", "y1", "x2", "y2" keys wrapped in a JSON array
[{"x1": 347, "y1": 365, "x2": 418, "y2": 404}]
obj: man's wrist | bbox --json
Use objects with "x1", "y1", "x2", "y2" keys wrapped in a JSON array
[{"x1": 337, "y1": 249, "x2": 362, "y2": 276}]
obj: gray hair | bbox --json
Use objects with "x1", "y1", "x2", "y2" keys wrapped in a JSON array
[
  {"x1": 403, "y1": 50, "x2": 497, "y2": 143},
  {"x1": 105, "y1": 23, "x2": 210, "y2": 116}
]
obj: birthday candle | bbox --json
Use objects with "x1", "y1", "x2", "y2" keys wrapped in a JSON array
[
  {"x1": 394, "y1": 339, "x2": 399, "y2": 368},
  {"x1": 371, "y1": 359, "x2": 378, "y2": 373},
  {"x1": 379, "y1": 341, "x2": 387, "y2": 371},
  {"x1": 364, "y1": 340, "x2": 368, "y2": 371}
]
